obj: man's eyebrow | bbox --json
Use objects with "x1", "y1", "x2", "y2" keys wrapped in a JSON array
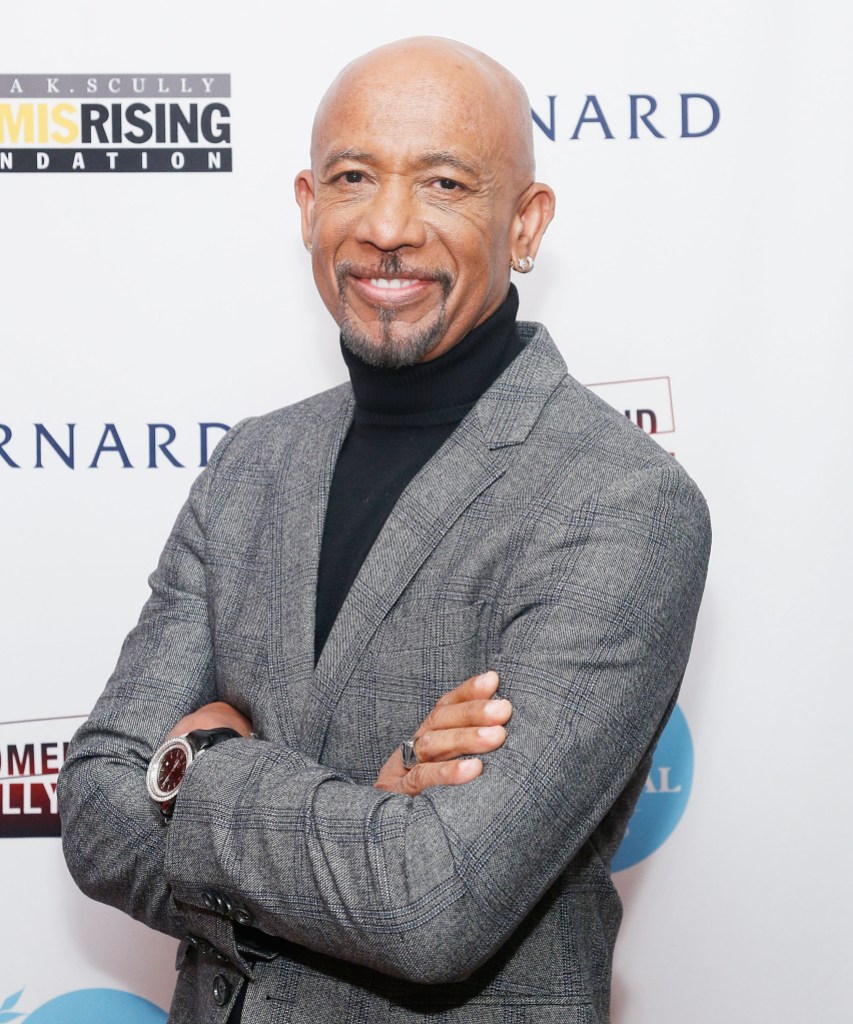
[
  {"x1": 415, "y1": 151, "x2": 481, "y2": 178},
  {"x1": 320, "y1": 149, "x2": 374, "y2": 176},
  {"x1": 319, "y1": 148, "x2": 483, "y2": 180}
]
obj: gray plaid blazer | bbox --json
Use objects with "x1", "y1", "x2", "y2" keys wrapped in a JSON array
[{"x1": 59, "y1": 323, "x2": 711, "y2": 1024}]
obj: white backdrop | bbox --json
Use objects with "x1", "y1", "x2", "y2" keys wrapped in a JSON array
[{"x1": 2, "y1": 2, "x2": 851, "y2": 1022}]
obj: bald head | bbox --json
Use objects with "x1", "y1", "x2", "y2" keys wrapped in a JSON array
[
  {"x1": 295, "y1": 36, "x2": 554, "y2": 367},
  {"x1": 312, "y1": 37, "x2": 536, "y2": 193}
]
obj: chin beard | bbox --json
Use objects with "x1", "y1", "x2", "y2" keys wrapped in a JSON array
[
  {"x1": 340, "y1": 306, "x2": 448, "y2": 369},
  {"x1": 336, "y1": 258, "x2": 452, "y2": 369}
]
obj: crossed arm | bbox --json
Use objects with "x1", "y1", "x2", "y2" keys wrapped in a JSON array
[{"x1": 167, "y1": 671, "x2": 512, "y2": 798}]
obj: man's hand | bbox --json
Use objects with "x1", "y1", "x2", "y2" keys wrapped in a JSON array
[
  {"x1": 374, "y1": 671, "x2": 512, "y2": 796},
  {"x1": 166, "y1": 701, "x2": 253, "y2": 740}
]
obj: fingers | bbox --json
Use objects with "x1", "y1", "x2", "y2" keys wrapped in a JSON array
[
  {"x1": 397, "y1": 756, "x2": 483, "y2": 797},
  {"x1": 373, "y1": 670, "x2": 512, "y2": 795},
  {"x1": 408, "y1": 669, "x2": 511, "y2": 766},
  {"x1": 434, "y1": 670, "x2": 500, "y2": 708},
  {"x1": 416, "y1": 695, "x2": 512, "y2": 738},
  {"x1": 412, "y1": 724, "x2": 507, "y2": 763}
]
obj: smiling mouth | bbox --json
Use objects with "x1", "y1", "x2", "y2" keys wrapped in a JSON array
[
  {"x1": 336, "y1": 259, "x2": 453, "y2": 308},
  {"x1": 349, "y1": 273, "x2": 438, "y2": 307},
  {"x1": 367, "y1": 277, "x2": 422, "y2": 290}
]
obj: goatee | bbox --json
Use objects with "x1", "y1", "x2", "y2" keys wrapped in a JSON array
[{"x1": 336, "y1": 257, "x2": 452, "y2": 369}]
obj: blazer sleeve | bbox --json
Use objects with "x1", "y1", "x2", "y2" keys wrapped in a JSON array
[
  {"x1": 57, "y1": 423, "x2": 251, "y2": 942},
  {"x1": 59, "y1": 423, "x2": 710, "y2": 983}
]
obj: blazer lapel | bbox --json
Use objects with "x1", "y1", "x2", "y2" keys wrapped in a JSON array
[
  {"x1": 267, "y1": 385, "x2": 354, "y2": 750},
  {"x1": 308, "y1": 323, "x2": 568, "y2": 760}
]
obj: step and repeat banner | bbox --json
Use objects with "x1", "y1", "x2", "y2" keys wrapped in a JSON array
[{"x1": 1, "y1": 3, "x2": 850, "y2": 1022}]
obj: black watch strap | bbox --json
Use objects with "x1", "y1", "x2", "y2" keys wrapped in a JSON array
[{"x1": 185, "y1": 727, "x2": 242, "y2": 754}]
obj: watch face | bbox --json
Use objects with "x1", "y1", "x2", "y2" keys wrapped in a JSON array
[
  {"x1": 146, "y1": 736, "x2": 193, "y2": 802},
  {"x1": 157, "y1": 747, "x2": 188, "y2": 795}
]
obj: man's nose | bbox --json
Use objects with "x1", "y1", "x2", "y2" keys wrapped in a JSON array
[{"x1": 354, "y1": 180, "x2": 427, "y2": 251}]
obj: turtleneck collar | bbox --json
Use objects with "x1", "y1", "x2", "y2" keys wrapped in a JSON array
[{"x1": 340, "y1": 284, "x2": 522, "y2": 419}]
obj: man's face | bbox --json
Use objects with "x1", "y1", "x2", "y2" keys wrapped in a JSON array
[{"x1": 296, "y1": 64, "x2": 523, "y2": 367}]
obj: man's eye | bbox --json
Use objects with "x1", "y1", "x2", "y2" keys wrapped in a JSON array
[
  {"x1": 437, "y1": 178, "x2": 460, "y2": 190},
  {"x1": 343, "y1": 171, "x2": 363, "y2": 183}
]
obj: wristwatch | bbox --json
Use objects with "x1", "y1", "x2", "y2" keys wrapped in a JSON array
[{"x1": 146, "y1": 728, "x2": 240, "y2": 820}]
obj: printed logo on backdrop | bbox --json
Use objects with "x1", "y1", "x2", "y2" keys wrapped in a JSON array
[
  {"x1": 530, "y1": 92, "x2": 720, "y2": 141},
  {"x1": 0, "y1": 988, "x2": 165, "y2": 1023},
  {"x1": 0, "y1": 74, "x2": 231, "y2": 173},
  {"x1": 0, "y1": 715, "x2": 85, "y2": 838},
  {"x1": 586, "y1": 375, "x2": 675, "y2": 452},
  {"x1": 0, "y1": 421, "x2": 231, "y2": 469},
  {"x1": 612, "y1": 704, "x2": 694, "y2": 872}
]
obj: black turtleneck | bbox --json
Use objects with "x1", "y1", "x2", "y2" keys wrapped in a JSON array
[{"x1": 314, "y1": 285, "x2": 524, "y2": 662}]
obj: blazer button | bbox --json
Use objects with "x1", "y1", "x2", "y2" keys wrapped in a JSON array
[
  {"x1": 212, "y1": 974, "x2": 232, "y2": 1006},
  {"x1": 201, "y1": 891, "x2": 217, "y2": 911},
  {"x1": 234, "y1": 907, "x2": 253, "y2": 926}
]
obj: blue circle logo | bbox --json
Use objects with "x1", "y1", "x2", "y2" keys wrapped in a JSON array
[
  {"x1": 612, "y1": 704, "x2": 693, "y2": 872},
  {"x1": 15, "y1": 989, "x2": 166, "y2": 1024}
]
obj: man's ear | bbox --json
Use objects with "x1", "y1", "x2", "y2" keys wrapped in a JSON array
[
  {"x1": 294, "y1": 169, "x2": 316, "y2": 249},
  {"x1": 511, "y1": 182, "x2": 556, "y2": 262}
]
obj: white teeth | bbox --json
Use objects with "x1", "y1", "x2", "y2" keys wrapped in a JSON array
[{"x1": 369, "y1": 278, "x2": 419, "y2": 289}]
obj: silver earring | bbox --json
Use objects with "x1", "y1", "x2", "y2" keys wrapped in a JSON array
[{"x1": 512, "y1": 256, "x2": 534, "y2": 273}]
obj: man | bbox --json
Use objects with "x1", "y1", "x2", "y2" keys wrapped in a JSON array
[{"x1": 58, "y1": 37, "x2": 711, "y2": 1024}]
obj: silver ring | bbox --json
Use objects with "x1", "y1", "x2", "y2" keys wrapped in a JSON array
[{"x1": 400, "y1": 738, "x2": 419, "y2": 770}]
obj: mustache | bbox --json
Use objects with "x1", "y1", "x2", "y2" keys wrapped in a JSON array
[{"x1": 336, "y1": 257, "x2": 452, "y2": 296}]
